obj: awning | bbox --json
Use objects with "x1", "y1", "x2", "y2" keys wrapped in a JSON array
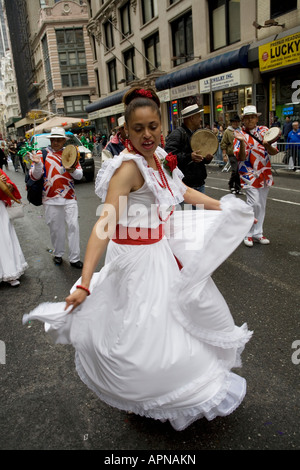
[
  {"x1": 85, "y1": 45, "x2": 250, "y2": 114},
  {"x1": 14, "y1": 117, "x2": 37, "y2": 128},
  {"x1": 86, "y1": 88, "x2": 129, "y2": 114},
  {"x1": 155, "y1": 45, "x2": 250, "y2": 91}
]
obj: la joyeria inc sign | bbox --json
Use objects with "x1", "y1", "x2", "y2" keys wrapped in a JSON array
[{"x1": 199, "y1": 69, "x2": 252, "y2": 93}]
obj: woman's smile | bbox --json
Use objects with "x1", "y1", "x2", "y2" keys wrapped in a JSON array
[{"x1": 141, "y1": 139, "x2": 156, "y2": 151}]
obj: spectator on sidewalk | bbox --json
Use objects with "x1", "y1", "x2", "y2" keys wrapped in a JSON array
[
  {"x1": 287, "y1": 121, "x2": 300, "y2": 171},
  {"x1": 221, "y1": 115, "x2": 242, "y2": 194},
  {"x1": 283, "y1": 116, "x2": 293, "y2": 141},
  {"x1": 102, "y1": 116, "x2": 126, "y2": 161}
]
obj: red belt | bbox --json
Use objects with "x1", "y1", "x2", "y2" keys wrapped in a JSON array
[
  {"x1": 112, "y1": 224, "x2": 165, "y2": 245},
  {"x1": 112, "y1": 224, "x2": 183, "y2": 270}
]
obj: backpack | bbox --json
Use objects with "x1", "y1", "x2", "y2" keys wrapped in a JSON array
[{"x1": 25, "y1": 149, "x2": 47, "y2": 206}]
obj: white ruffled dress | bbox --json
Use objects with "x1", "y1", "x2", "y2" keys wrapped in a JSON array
[
  {"x1": 0, "y1": 200, "x2": 28, "y2": 283},
  {"x1": 23, "y1": 148, "x2": 254, "y2": 431}
]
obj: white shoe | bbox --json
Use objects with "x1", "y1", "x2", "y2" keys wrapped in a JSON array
[
  {"x1": 244, "y1": 236, "x2": 253, "y2": 247},
  {"x1": 253, "y1": 236, "x2": 270, "y2": 245},
  {"x1": 9, "y1": 280, "x2": 20, "y2": 287}
]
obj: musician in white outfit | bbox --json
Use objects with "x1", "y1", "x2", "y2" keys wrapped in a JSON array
[
  {"x1": 234, "y1": 106, "x2": 278, "y2": 247},
  {"x1": 30, "y1": 128, "x2": 83, "y2": 268}
]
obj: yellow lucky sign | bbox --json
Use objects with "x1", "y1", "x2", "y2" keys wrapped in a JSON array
[{"x1": 259, "y1": 32, "x2": 300, "y2": 73}]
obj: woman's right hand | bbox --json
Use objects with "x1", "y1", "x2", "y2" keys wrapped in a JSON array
[{"x1": 65, "y1": 288, "x2": 89, "y2": 312}]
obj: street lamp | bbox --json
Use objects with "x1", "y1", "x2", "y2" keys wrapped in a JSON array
[{"x1": 26, "y1": 109, "x2": 56, "y2": 135}]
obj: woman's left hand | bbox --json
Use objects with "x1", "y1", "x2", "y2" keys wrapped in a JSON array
[{"x1": 65, "y1": 288, "x2": 89, "y2": 313}]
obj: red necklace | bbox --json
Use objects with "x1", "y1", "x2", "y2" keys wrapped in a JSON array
[
  {"x1": 152, "y1": 154, "x2": 175, "y2": 222},
  {"x1": 125, "y1": 140, "x2": 175, "y2": 222}
]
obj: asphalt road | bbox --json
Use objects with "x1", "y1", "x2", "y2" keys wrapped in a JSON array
[{"x1": 0, "y1": 158, "x2": 299, "y2": 452}]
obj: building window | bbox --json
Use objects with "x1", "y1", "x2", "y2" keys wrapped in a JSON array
[
  {"x1": 270, "y1": 0, "x2": 297, "y2": 17},
  {"x1": 56, "y1": 28, "x2": 88, "y2": 89},
  {"x1": 141, "y1": 0, "x2": 158, "y2": 25},
  {"x1": 144, "y1": 31, "x2": 160, "y2": 74},
  {"x1": 56, "y1": 28, "x2": 84, "y2": 46},
  {"x1": 64, "y1": 95, "x2": 90, "y2": 115},
  {"x1": 41, "y1": 35, "x2": 53, "y2": 92},
  {"x1": 120, "y1": 2, "x2": 131, "y2": 37},
  {"x1": 107, "y1": 59, "x2": 117, "y2": 92},
  {"x1": 104, "y1": 18, "x2": 114, "y2": 50},
  {"x1": 209, "y1": 0, "x2": 240, "y2": 51},
  {"x1": 50, "y1": 100, "x2": 57, "y2": 114},
  {"x1": 59, "y1": 51, "x2": 86, "y2": 67},
  {"x1": 171, "y1": 10, "x2": 194, "y2": 66},
  {"x1": 61, "y1": 73, "x2": 88, "y2": 88},
  {"x1": 123, "y1": 48, "x2": 136, "y2": 82}
]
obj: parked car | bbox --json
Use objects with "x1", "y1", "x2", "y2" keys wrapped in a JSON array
[{"x1": 30, "y1": 132, "x2": 95, "y2": 182}]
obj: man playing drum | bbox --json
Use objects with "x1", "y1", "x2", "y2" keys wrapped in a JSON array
[
  {"x1": 234, "y1": 106, "x2": 278, "y2": 247},
  {"x1": 165, "y1": 104, "x2": 213, "y2": 197},
  {"x1": 30, "y1": 127, "x2": 84, "y2": 268}
]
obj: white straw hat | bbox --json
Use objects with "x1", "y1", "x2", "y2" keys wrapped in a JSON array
[
  {"x1": 49, "y1": 127, "x2": 67, "y2": 138},
  {"x1": 181, "y1": 104, "x2": 203, "y2": 118},
  {"x1": 242, "y1": 105, "x2": 262, "y2": 117}
]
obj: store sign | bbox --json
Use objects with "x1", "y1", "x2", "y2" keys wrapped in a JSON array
[
  {"x1": 259, "y1": 32, "x2": 300, "y2": 72},
  {"x1": 223, "y1": 91, "x2": 239, "y2": 105},
  {"x1": 157, "y1": 89, "x2": 170, "y2": 103},
  {"x1": 88, "y1": 103, "x2": 125, "y2": 120},
  {"x1": 170, "y1": 81, "x2": 199, "y2": 99},
  {"x1": 199, "y1": 69, "x2": 252, "y2": 93}
]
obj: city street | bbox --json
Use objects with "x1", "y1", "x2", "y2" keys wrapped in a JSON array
[{"x1": 0, "y1": 158, "x2": 299, "y2": 452}]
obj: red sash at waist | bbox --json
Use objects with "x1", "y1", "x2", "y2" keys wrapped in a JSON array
[{"x1": 112, "y1": 224, "x2": 164, "y2": 245}]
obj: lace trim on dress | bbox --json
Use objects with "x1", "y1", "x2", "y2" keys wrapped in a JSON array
[
  {"x1": 75, "y1": 352, "x2": 246, "y2": 431},
  {"x1": 0, "y1": 262, "x2": 28, "y2": 283},
  {"x1": 95, "y1": 147, "x2": 186, "y2": 207}
]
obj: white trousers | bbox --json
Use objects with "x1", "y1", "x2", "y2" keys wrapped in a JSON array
[
  {"x1": 244, "y1": 185, "x2": 270, "y2": 238},
  {"x1": 44, "y1": 203, "x2": 80, "y2": 262}
]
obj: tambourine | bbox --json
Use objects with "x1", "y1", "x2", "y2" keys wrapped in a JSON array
[
  {"x1": 101, "y1": 149, "x2": 113, "y2": 162},
  {"x1": 264, "y1": 127, "x2": 281, "y2": 144},
  {"x1": 190, "y1": 129, "x2": 219, "y2": 156},
  {"x1": 0, "y1": 179, "x2": 21, "y2": 204},
  {"x1": 61, "y1": 145, "x2": 80, "y2": 170}
]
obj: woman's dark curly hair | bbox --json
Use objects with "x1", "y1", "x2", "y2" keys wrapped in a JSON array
[{"x1": 123, "y1": 87, "x2": 161, "y2": 124}]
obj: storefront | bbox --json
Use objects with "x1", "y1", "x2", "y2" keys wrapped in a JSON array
[
  {"x1": 258, "y1": 30, "x2": 300, "y2": 126},
  {"x1": 86, "y1": 45, "x2": 250, "y2": 135},
  {"x1": 166, "y1": 81, "x2": 202, "y2": 131},
  {"x1": 199, "y1": 68, "x2": 253, "y2": 127},
  {"x1": 88, "y1": 102, "x2": 125, "y2": 137}
]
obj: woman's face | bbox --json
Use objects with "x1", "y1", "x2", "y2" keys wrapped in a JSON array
[{"x1": 126, "y1": 106, "x2": 161, "y2": 159}]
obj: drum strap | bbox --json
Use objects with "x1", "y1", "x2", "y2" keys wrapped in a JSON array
[{"x1": 243, "y1": 129, "x2": 263, "y2": 146}]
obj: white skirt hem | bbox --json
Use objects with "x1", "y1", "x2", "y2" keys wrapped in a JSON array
[{"x1": 75, "y1": 351, "x2": 246, "y2": 431}]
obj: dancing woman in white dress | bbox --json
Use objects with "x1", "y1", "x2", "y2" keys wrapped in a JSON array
[
  {"x1": 24, "y1": 87, "x2": 254, "y2": 431},
  {"x1": 0, "y1": 169, "x2": 28, "y2": 286}
]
